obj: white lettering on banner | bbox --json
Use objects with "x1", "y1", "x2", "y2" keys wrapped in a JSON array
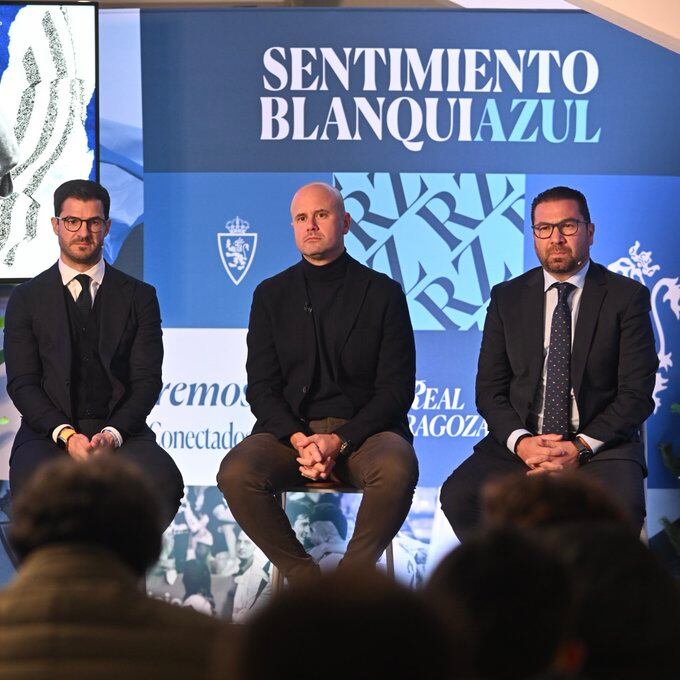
[
  {"x1": 262, "y1": 47, "x2": 598, "y2": 94},
  {"x1": 262, "y1": 46, "x2": 288, "y2": 90},
  {"x1": 412, "y1": 380, "x2": 465, "y2": 411},
  {"x1": 261, "y1": 96, "x2": 601, "y2": 150},
  {"x1": 409, "y1": 413, "x2": 488, "y2": 439},
  {"x1": 260, "y1": 46, "x2": 602, "y2": 150},
  {"x1": 409, "y1": 381, "x2": 487, "y2": 439}
]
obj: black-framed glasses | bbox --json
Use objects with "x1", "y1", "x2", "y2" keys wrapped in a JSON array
[
  {"x1": 56, "y1": 215, "x2": 107, "y2": 232},
  {"x1": 531, "y1": 219, "x2": 588, "y2": 239}
]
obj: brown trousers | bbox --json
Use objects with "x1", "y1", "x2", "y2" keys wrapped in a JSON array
[{"x1": 217, "y1": 418, "x2": 418, "y2": 581}]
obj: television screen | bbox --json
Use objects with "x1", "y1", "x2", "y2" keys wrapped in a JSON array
[{"x1": 0, "y1": 2, "x2": 97, "y2": 280}]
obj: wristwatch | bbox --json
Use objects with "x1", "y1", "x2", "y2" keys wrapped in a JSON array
[
  {"x1": 57, "y1": 426, "x2": 76, "y2": 451},
  {"x1": 574, "y1": 436, "x2": 593, "y2": 466},
  {"x1": 335, "y1": 433, "x2": 354, "y2": 458}
]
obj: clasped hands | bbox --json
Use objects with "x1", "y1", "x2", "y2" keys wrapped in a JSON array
[
  {"x1": 66, "y1": 430, "x2": 116, "y2": 461},
  {"x1": 290, "y1": 432, "x2": 342, "y2": 481},
  {"x1": 516, "y1": 434, "x2": 579, "y2": 475}
]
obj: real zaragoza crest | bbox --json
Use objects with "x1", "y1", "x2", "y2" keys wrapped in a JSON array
[{"x1": 217, "y1": 216, "x2": 258, "y2": 286}]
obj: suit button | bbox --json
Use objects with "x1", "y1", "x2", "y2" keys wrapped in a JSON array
[
  {"x1": 65, "y1": 380, "x2": 70, "y2": 387},
  {"x1": 82, "y1": 355, "x2": 89, "y2": 362},
  {"x1": 302, "y1": 386, "x2": 308, "y2": 394},
  {"x1": 85, "y1": 409, "x2": 92, "y2": 417}
]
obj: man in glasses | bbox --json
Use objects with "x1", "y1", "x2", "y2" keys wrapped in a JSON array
[
  {"x1": 3, "y1": 179, "x2": 183, "y2": 525},
  {"x1": 440, "y1": 186, "x2": 658, "y2": 540}
]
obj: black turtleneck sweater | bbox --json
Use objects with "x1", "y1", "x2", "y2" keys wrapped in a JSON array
[{"x1": 301, "y1": 251, "x2": 355, "y2": 421}]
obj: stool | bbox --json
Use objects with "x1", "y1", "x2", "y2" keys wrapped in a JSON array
[{"x1": 271, "y1": 481, "x2": 396, "y2": 592}]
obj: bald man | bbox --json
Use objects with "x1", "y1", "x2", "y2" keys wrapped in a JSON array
[{"x1": 217, "y1": 182, "x2": 418, "y2": 583}]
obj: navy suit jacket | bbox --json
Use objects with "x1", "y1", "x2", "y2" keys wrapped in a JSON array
[
  {"x1": 4, "y1": 262, "x2": 163, "y2": 448},
  {"x1": 474, "y1": 261, "x2": 658, "y2": 464},
  {"x1": 245, "y1": 255, "x2": 415, "y2": 448}
]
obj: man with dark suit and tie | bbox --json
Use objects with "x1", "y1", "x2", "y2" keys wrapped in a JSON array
[
  {"x1": 217, "y1": 182, "x2": 418, "y2": 583},
  {"x1": 4, "y1": 179, "x2": 183, "y2": 524},
  {"x1": 440, "y1": 186, "x2": 658, "y2": 541}
]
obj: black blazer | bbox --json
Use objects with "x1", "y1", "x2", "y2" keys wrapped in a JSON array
[
  {"x1": 245, "y1": 255, "x2": 415, "y2": 448},
  {"x1": 4, "y1": 262, "x2": 163, "y2": 446},
  {"x1": 475, "y1": 261, "x2": 658, "y2": 457}
]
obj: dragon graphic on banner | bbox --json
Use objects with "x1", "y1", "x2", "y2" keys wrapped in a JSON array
[{"x1": 609, "y1": 242, "x2": 680, "y2": 413}]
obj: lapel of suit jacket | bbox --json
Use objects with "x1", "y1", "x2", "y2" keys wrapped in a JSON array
[
  {"x1": 335, "y1": 256, "x2": 370, "y2": 355},
  {"x1": 571, "y1": 261, "x2": 607, "y2": 402},
  {"x1": 521, "y1": 267, "x2": 546, "y2": 392},
  {"x1": 44, "y1": 262, "x2": 72, "y2": 413},
  {"x1": 97, "y1": 264, "x2": 133, "y2": 368}
]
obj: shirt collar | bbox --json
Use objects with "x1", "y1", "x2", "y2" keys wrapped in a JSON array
[
  {"x1": 542, "y1": 259, "x2": 590, "y2": 293},
  {"x1": 58, "y1": 257, "x2": 106, "y2": 287}
]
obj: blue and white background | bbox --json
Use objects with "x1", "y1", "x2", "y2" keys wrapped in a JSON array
[
  {"x1": 1, "y1": 7, "x2": 679, "y2": 589},
  {"x1": 139, "y1": 6, "x2": 680, "y2": 512}
]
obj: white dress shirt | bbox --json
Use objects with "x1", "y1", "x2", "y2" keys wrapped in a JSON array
[
  {"x1": 53, "y1": 258, "x2": 122, "y2": 448},
  {"x1": 59, "y1": 257, "x2": 105, "y2": 306},
  {"x1": 506, "y1": 260, "x2": 603, "y2": 454}
]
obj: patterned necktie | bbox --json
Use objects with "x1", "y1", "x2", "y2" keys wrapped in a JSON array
[
  {"x1": 75, "y1": 274, "x2": 92, "y2": 317},
  {"x1": 542, "y1": 282, "x2": 575, "y2": 438}
]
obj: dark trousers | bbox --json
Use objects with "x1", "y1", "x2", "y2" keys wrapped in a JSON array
[
  {"x1": 217, "y1": 418, "x2": 419, "y2": 581},
  {"x1": 440, "y1": 436, "x2": 647, "y2": 542},
  {"x1": 9, "y1": 420, "x2": 184, "y2": 528}
]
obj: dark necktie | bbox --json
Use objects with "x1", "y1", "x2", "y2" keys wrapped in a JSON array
[
  {"x1": 75, "y1": 274, "x2": 92, "y2": 317},
  {"x1": 542, "y1": 282, "x2": 575, "y2": 438}
]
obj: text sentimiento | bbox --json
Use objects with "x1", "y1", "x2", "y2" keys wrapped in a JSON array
[{"x1": 260, "y1": 47, "x2": 602, "y2": 151}]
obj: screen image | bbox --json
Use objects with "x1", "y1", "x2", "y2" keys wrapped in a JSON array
[{"x1": 0, "y1": 2, "x2": 97, "y2": 280}]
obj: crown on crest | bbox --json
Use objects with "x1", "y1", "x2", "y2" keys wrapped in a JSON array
[{"x1": 225, "y1": 216, "x2": 250, "y2": 234}]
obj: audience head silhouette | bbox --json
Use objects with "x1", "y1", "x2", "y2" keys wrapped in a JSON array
[
  {"x1": 10, "y1": 456, "x2": 163, "y2": 576},
  {"x1": 238, "y1": 569, "x2": 453, "y2": 680},
  {"x1": 481, "y1": 472, "x2": 632, "y2": 531},
  {"x1": 426, "y1": 526, "x2": 577, "y2": 680},
  {"x1": 542, "y1": 522, "x2": 680, "y2": 678}
]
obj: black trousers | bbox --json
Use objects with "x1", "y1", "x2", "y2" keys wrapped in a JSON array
[
  {"x1": 9, "y1": 420, "x2": 184, "y2": 528},
  {"x1": 217, "y1": 418, "x2": 419, "y2": 582},
  {"x1": 440, "y1": 436, "x2": 647, "y2": 542}
]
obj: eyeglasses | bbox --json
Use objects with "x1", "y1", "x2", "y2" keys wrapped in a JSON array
[
  {"x1": 56, "y1": 216, "x2": 107, "y2": 232},
  {"x1": 531, "y1": 220, "x2": 588, "y2": 239}
]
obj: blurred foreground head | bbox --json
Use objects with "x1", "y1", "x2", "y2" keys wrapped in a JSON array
[
  {"x1": 238, "y1": 569, "x2": 452, "y2": 680},
  {"x1": 482, "y1": 472, "x2": 632, "y2": 531},
  {"x1": 10, "y1": 456, "x2": 164, "y2": 576},
  {"x1": 425, "y1": 526, "x2": 578, "y2": 680},
  {"x1": 542, "y1": 522, "x2": 680, "y2": 679}
]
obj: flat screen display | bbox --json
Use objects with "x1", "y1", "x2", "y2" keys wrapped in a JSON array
[{"x1": 0, "y1": 2, "x2": 97, "y2": 281}]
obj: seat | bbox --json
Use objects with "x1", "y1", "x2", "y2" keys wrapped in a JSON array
[{"x1": 271, "y1": 481, "x2": 396, "y2": 592}]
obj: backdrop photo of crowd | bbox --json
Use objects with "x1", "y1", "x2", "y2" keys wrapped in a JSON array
[{"x1": 145, "y1": 484, "x2": 438, "y2": 620}]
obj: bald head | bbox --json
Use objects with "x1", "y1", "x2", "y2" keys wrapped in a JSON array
[
  {"x1": 290, "y1": 182, "x2": 345, "y2": 214},
  {"x1": 290, "y1": 182, "x2": 351, "y2": 266}
]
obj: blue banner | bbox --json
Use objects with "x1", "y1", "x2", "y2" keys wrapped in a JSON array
[
  {"x1": 141, "y1": 9, "x2": 679, "y2": 175},
  {"x1": 137, "y1": 8, "x2": 680, "y2": 561}
]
